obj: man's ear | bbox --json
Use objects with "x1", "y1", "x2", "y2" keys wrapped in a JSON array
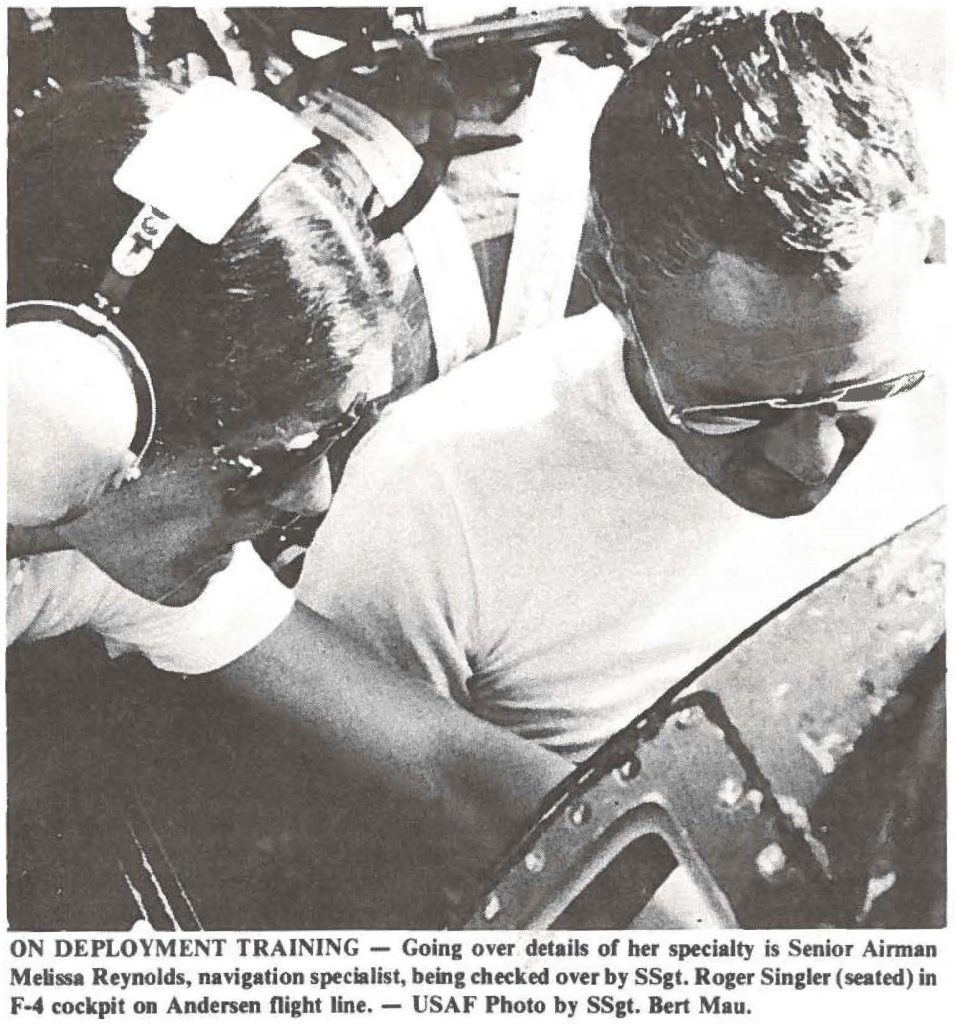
[
  {"x1": 578, "y1": 244, "x2": 631, "y2": 321},
  {"x1": 268, "y1": 458, "x2": 334, "y2": 516}
]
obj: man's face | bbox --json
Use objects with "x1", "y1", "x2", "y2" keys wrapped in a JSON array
[{"x1": 622, "y1": 218, "x2": 929, "y2": 518}]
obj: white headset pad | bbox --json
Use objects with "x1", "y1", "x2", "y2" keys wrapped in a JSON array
[{"x1": 114, "y1": 77, "x2": 317, "y2": 244}]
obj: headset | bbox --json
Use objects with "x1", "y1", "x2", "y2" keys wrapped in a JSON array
[
  {"x1": 7, "y1": 77, "x2": 330, "y2": 478},
  {"x1": 7, "y1": 300, "x2": 157, "y2": 463}
]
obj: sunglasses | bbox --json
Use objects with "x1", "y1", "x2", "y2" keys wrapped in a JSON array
[
  {"x1": 632, "y1": 328, "x2": 926, "y2": 436},
  {"x1": 673, "y1": 371, "x2": 927, "y2": 436}
]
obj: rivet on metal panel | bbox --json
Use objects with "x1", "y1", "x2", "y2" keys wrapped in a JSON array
[
  {"x1": 744, "y1": 789, "x2": 764, "y2": 813},
  {"x1": 566, "y1": 802, "x2": 592, "y2": 826},
  {"x1": 613, "y1": 758, "x2": 640, "y2": 783},
  {"x1": 524, "y1": 850, "x2": 546, "y2": 873},
  {"x1": 717, "y1": 777, "x2": 744, "y2": 807},
  {"x1": 674, "y1": 705, "x2": 706, "y2": 730},
  {"x1": 755, "y1": 842, "x2": 787, "y2": 880}
]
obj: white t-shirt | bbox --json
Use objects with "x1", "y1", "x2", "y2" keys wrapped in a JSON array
[
  {"x1": 297, "y1": 305, "x2": 943, "y2": 760},
  {"x1": 8, "y1": 543, "x2": 294, "y2": 674},
  {"x1": 7, "y1": 550, "x2": 115, "y2": 646}
]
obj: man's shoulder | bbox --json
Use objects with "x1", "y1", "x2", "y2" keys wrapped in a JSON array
[{"x1": 372, "y1": 305, "x2": 624, "y2": 453}]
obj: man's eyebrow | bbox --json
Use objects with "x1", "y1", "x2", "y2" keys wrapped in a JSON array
[
  {"x1": 671, "y1": 372, "x2": 756, "y2": 405},
  {"x1": 684, "y1": 381, "x2": 747, "y2": 404},
  {"x1": 716, "y1": 341, "x2": 870, "y2": 365}
]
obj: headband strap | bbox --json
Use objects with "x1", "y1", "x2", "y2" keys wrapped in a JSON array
[
  {"x1": 100, "y1": 77, "x2": 319, "y2": 310},
  {"x1": 113, "y1": 76, "x2": 318, "y2": 246}
]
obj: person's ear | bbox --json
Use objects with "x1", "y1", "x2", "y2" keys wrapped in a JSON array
[
  {"x1": 579, "y1": 246, "x2": 629, "y2": 316},
  {"x1": 268, "y1": 458, "x2": 334, "y2": 516},
  {"x1": 580, "y1": 190, "x2": 640, "y2": 319}
]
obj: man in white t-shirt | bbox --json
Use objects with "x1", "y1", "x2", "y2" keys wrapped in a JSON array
[{"x1": 296, "y1": 9, "x2": 945, "y2": 760}]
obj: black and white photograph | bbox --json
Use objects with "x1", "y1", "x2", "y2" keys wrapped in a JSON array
[{"x1": 4, "y1": 1, "x2": 948, "y2": 950}]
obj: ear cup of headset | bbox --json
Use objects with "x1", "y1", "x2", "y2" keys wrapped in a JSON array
[{"x1": 6, "y1": 319, "x2": 140, "y2": 526}]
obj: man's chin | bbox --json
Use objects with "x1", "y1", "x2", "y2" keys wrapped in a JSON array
[{"x1": 718, "y1": 477, "x2": 833, "y2": 519}]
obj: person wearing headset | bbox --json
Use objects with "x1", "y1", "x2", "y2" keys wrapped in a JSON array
[
  {"x1": 6, "y1": 76, "x2": 399, "y2": 648},
  {"x1": 6, "y1": 75, "x2": 571, "y2": 896}
]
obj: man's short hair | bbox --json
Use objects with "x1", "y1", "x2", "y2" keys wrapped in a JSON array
[{"x1": 590, "y1": 8, "x2": 927, "y2": 294}]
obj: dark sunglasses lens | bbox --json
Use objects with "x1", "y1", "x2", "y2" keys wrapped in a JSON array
[
  {"x1": 840, "y1": 371, "x2": 925, "y2": 406},
  {"x1": 682, "y1": 406, "x2": 769, "y2": 435}
]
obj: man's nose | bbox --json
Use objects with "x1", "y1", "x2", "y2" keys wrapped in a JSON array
[{"x1": 760, "y1": 409, "x2": 845, "y2": 486}]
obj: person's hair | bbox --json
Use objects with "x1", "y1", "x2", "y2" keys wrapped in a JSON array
[
  {"x1": 7, "y1": 77, "x2": 408, "y2": 453},
  {"x1": 590, "y1": 8, "x2": 928, "y2": 298}
]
